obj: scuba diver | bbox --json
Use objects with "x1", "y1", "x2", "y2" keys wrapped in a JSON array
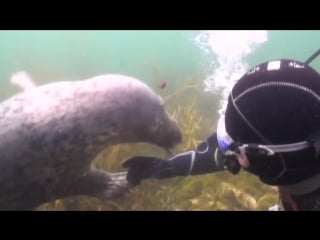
[{"x1": 122, "y1": 49, "x2": 320, "y2": 211}]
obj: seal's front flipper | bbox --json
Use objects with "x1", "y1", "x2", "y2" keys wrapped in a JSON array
[
  {"x1": 98, "y1": 171, "x2": 130, "y2": 199},
  {"x1": 68, "y1": 167, "x2": 130, "y2": 200},
  {"x1": 10, "y1": 71, "x2": 37, "y2": 91}
]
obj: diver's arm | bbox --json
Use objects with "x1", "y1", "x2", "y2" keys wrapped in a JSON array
[
  {"x1": 166, "y1": 133, "x2": 226, "y2": 176},
  {"x1": 123, "y1": 133, "x2": 240, "y2": 186}
]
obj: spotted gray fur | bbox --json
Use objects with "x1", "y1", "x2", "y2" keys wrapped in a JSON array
[{"x1": 0, "y1": 73, "x2": 182, "y2": 210}]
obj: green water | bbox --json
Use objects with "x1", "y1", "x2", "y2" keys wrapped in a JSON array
[
  {"x1": 1, "y1": 30, "x2": 320, "y2": 98},
  {"x1": 247, "y1": 30, "x2": 320, "y2": 69},
  {"x1": 1, "y1": 30, "x2": 320, "y2": 210},
  {"x1": 0, "y1": 30, "x2": 206, "y2": 99}
]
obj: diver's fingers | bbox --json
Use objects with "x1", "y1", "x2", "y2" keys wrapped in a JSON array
[{"x1": 122, "y1": 156, "x2": 161, "y2": 168}]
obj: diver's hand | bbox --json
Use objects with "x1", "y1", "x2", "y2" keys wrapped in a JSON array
[{"x1": 122, "y1": 156, "x2": 174, "y2": 186}]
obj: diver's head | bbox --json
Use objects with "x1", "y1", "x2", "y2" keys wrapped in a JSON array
[{"x1": 217, "y1": 59, "x2": 320, "y2": 186}]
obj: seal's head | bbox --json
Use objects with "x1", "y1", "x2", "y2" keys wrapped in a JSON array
[
  {"x1": 112, "y1": 83, "x2": 182, "y2": 149},
  {"x1": 137, "y1": 97, "x2": 182, "y2": 149},
  {"x1": 80, "y1": 74, "x2": 182, "y2": 150}
]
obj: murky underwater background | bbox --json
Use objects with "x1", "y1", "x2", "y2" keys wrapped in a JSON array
[{"x1": 1, "y1": 30, "x2": 320, "y2": 210}]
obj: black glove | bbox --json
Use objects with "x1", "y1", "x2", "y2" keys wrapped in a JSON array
[{"x1": 122, "y1": 156, "x2": 174, "y2": 186}]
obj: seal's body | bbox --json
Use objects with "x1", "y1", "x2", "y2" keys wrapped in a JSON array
[{"x1": 0, "y1": 73, "x2": 182, "y2": 210}]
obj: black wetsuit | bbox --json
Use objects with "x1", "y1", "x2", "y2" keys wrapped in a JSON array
[{"x1": 165, "y1": 133, "x2": 226, "y2": 176}]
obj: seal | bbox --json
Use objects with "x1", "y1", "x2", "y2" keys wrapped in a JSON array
[{"x1": 0, "y1": 72, "x2": 182, "y2": 210}]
